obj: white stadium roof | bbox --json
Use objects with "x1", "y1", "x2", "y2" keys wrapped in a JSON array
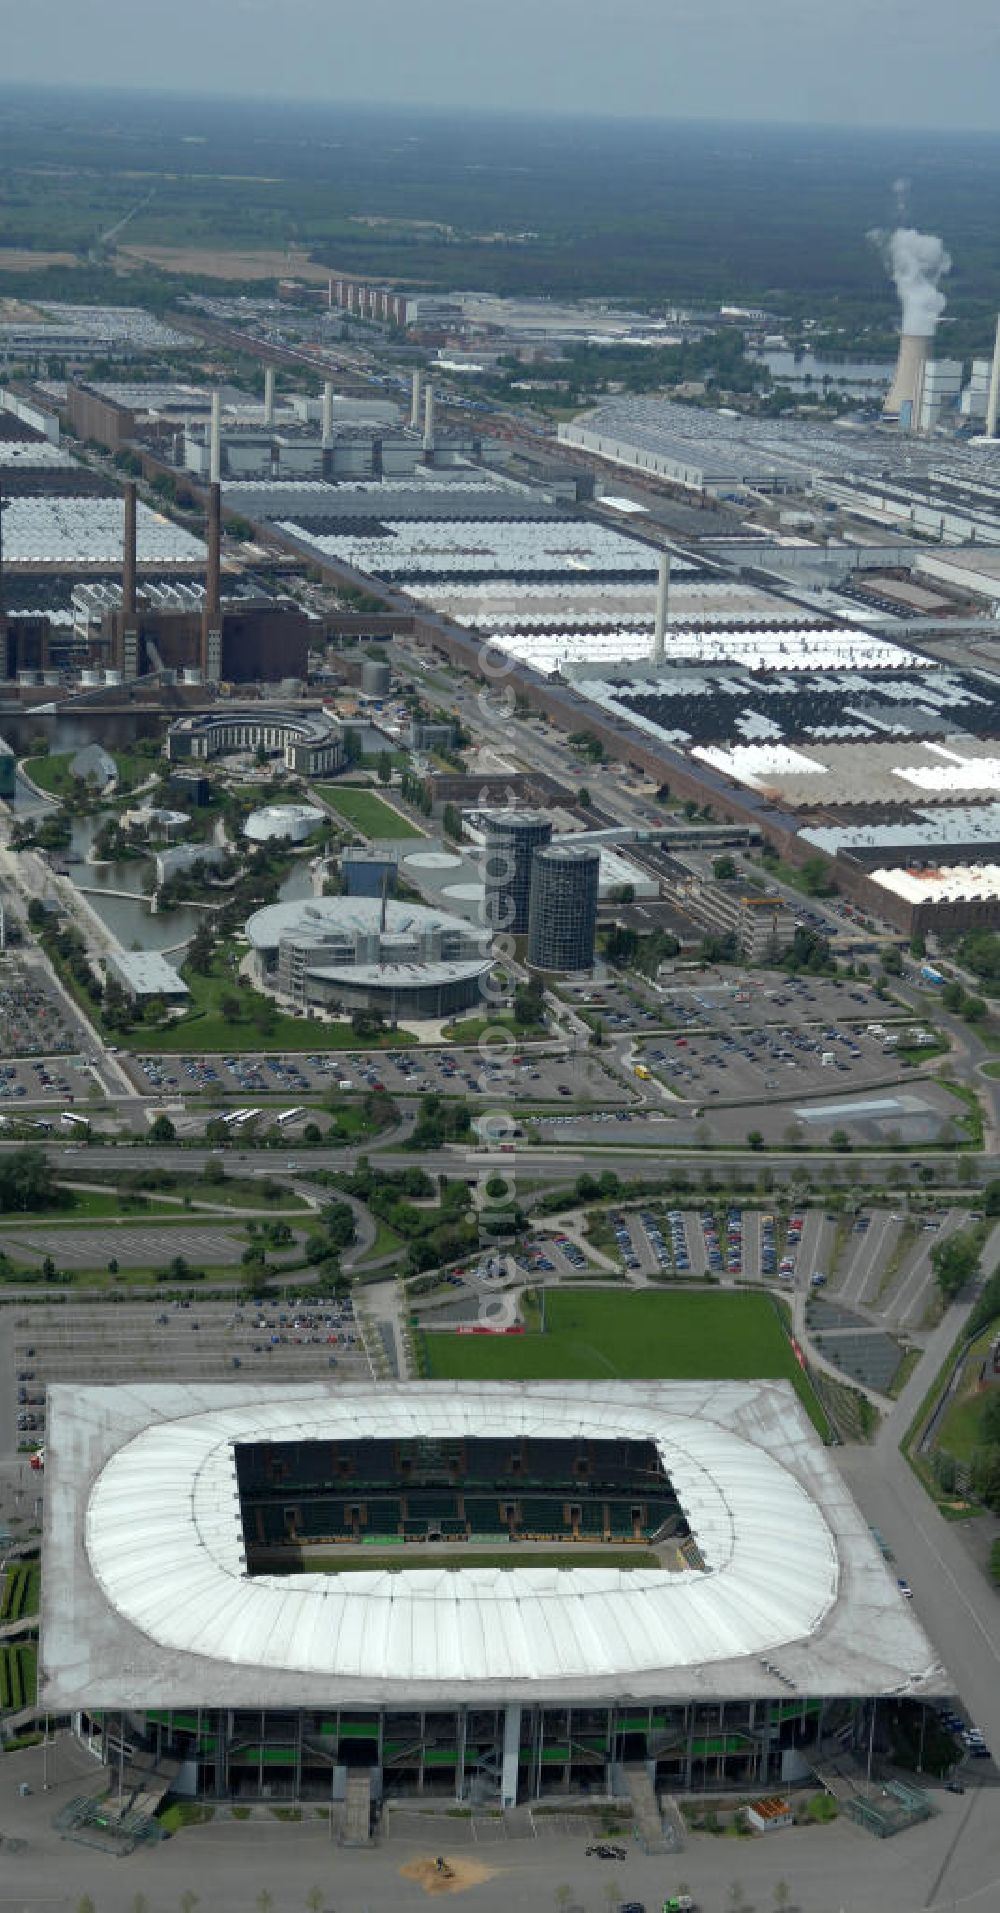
[{"x1": 42, "y1": 1380, "x2": 942, "y2": 1709}]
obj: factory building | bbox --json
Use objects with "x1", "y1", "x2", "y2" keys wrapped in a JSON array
[{"x1": 527, "y1": 840, "x2": 600, "y2": 973}]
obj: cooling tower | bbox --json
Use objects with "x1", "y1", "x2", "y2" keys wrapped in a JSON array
[{"x1": 883, "y1": 333, "x2": 930, "y2": 432}]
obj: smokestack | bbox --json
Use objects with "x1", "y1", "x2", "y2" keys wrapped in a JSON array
[
  {"x1": 205, "y1": 483, "x2": 221, "y2": 627},
  {"x1": 263, "y1": 366, "x2": 275, "y2": 426},
  {"x1": 883, "y1": 334, "x2": 930, "y2": 433},
  {"x1": 422, "y1": 383, "x2": 436, "y2": 458},
  {"x1": 410, "y1": 369, "x2": 422, "y2": 431},
  {"x1": 986, "y1": 315, "x2": 1000, "y2": 440},
  {"x1": 122, "y1": 479, "x2": 137, "y2": 618},
  {"x1": 209, "y1": 389, "x2": 221, "y2": 484},
  {"x1": 322, "y1": 380, "x2": 334, "y2": 448},
  {"x1": 652, "y1": 551, "x2": 670, "y2": 668}
]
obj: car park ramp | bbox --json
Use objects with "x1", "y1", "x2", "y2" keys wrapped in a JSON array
[
  {"x1": 341, "y1": 1768, "x2": 372, "y2": 1845},
  {"x1": 623, "y1": 1762, "x2": 671, "y2": 1853}
]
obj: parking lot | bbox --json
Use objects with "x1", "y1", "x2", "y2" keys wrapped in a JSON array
[
  {"x1": 0, "y1": 1053, "x2": 95, "y2": 1110},
  {"x1": 129, "y1": 1045, "x2": 632, "y2": 1110},
  {"x1": 704, "y1": 1077, "x2": 963, "y2": 1150},
  {"x1": 3, "y1": 1294, "x2": 371, "y2": 1449},
  {"x1": 2, "y1": 1221, "x2": 282, "y2": 1270},
  {"x1": 560, "y1": 968, "x2": 908, "y2": 1039},
  {"x1": 637, "y1": 1007, "x2": 931, "y2": 1109},
  {"x1": 0, "y1": 957, "x2": 82, "y2": 1059}
]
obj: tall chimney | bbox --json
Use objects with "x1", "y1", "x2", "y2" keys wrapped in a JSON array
[
  {"x1": 410, "y1": 369, "x2": 423, "y2": 431},
  {"x1": 122, "y1": 479, "x2": 137, "y2": 618},
  {"x1": 422, "y1": 383, "x2": 436, "y2": 458},
  {"x1": 322, "y1": 380, "x2": 334, "y2": 448},
  {"x1": 652, "y1": 551, "x2": 670, "y2": 668},
  {"x1": 201, "y1": 481, "x2": 222, "y2": 681},
  {"x1": 209, "y1": 389, "x2": 221, "y2": 483},
  {"x1": 263, "y1": 366, "x2": 275, "y2": 426},
  {"x1": 986, "y1": 314, "x2": 1000, "y2": 440}
]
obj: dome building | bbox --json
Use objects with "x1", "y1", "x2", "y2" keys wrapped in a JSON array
[{"x1": 244, "y1": 803, "x2": 325, "y2": 845}]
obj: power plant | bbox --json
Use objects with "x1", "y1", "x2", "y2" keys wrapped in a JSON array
[{"x1": 877, "y1": 226, "x2": 951, "y2": 433}]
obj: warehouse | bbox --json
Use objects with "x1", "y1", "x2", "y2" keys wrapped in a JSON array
[{"x1": 41, "y1": 1379, "x2": 942, "y2": 1810}]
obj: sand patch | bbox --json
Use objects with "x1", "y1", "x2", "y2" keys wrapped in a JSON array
[
  {"x1": 399, "y1": 1856, "x2": 499, "y2": 1895},
  {"x1": 0, "y1": 258, "x2": 77, "y2": 279},
  {"x1": 118, "y1": 244, "x2": 333, "y2": 284}
]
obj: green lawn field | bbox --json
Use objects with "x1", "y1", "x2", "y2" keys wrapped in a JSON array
[
  {"x1": 419, "y1": 1290, "x2": 827, "y2": 1432},
  {"x1": 316, "y1": 786, "x2": 425, "y2": 840},
  {"x1": 270, "y1": 1546, "x2": 658, "y2": 1575}
]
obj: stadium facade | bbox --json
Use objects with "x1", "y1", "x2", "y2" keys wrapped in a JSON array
[{"x1": 42, "y1": 1380, "x2": 942, "y2": 1811}]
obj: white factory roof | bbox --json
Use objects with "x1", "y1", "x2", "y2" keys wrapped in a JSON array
[
  {"x1": 278, "y1": 517, "x2": 660, "y2": 580},
  {"x1": 0, "y1": 440, "x2": 76, "y2": 471},
  {"x1": 42, "y1": 1380, "x2": 942, "y2": 1708},
  {"x1": 871, "y1": 862, "x2": 1000, "y2": 905},
  {"x1": 1, "y1": 496, "x2": 205, "y2": 568},
  {"x1": 802, "y1": 804, "x2": 1000, "y2": 856},
  {"x1": 476, "y1": 624, "x2": 917, "y2": 678}
]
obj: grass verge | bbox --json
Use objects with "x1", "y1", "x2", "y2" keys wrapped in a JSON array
[{"x1": 315, "y1": 785, "x2": 425, "y2": 839}]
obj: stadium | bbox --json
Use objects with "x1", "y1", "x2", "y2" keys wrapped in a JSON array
[{"x1": 41, "y1": 1380, "x2": 941, "y2": 1817}]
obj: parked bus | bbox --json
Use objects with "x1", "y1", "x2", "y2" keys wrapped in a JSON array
[{"x1": 276, "y1": 1107, "x2": 305, "y2": 1128}]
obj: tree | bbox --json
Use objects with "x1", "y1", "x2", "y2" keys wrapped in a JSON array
[
  {"x1": 800, "y1": 854, "x2": 835, "y2": 897},
  {"x1": 713, "y1": 854, "x2": 737, "y2": 880},
  {"x1": 256, "y1": 1893, "x2": 275, "y2": 1913},
  {"x1": 577, "y1": 786, "x2": 592, "y2": 807},
  {"x1": 305, "y1": 1892, "x2": 324, "y2": 1913},
  {"x1": 187, "y1": 920, "x2": 215, "y2": 975},
  {"x1": 108, "y1": 1257, "x2": 119, "y2": 1276},
  {"x1": 377, "y1": 750, "x2": 393, "y2": 786},
  {"x1": 932, "y1": 1229, "x2": 981, "y2": 1301},
  {"x1": 179, "y1": 1895, "x2": 199, "y2": 1913},
  {"x1": 830, "y1": 1128, "x2": 852, "y2": 1152},
  {"x1": 747, "y1": 1130, "x2": 765, "y2": 1151},
  {"x1": 880, "y1": 946, "x2": 903, "y2": 976},
  {"x1": 148, "y1": 1113, "x2": 176, "y2": 1144}
]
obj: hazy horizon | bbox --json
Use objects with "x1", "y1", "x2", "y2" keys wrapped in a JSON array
[{"x1": 1, "y1": 0, "x2": 999, "y2": 135}]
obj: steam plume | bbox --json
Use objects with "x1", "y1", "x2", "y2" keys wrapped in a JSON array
[{"x1": 870, "y1": 226, "x2": 951, "y2": 338}]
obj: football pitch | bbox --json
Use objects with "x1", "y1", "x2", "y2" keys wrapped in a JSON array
[{"x1": 419, "y1": 1290, "x2": 828, "y2": 1432}]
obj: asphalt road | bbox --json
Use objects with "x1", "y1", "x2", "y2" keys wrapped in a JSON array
[{"x1": 836, "y1": 1301, "x2": 1000, "y2": 1758}]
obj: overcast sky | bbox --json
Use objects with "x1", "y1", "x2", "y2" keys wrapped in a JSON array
[{"x1": 1, "y1": 0, "x2": 998, "y2": 131}]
